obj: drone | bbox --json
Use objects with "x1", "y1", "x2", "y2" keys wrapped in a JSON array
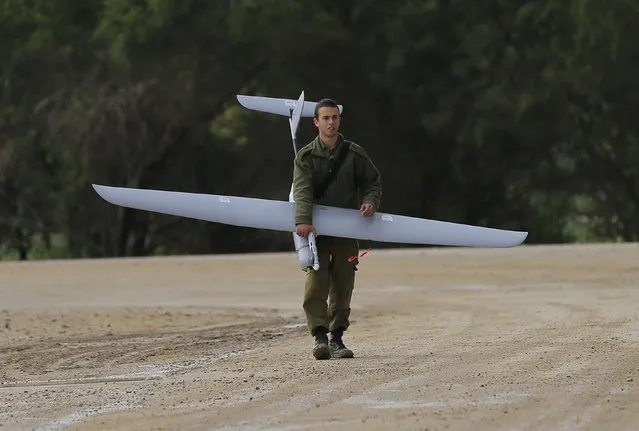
[{"x1": 93, "y1": 91, "x2": 527, "y2": 271}]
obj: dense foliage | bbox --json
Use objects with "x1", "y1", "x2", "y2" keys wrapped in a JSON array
[{"x1": 1, "y1": 0, "x2": 638, "y2": 259}]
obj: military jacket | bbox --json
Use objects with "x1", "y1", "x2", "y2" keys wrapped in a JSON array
[{"x1": 292, "y1": 133, "x2": 382, "y2": 226}]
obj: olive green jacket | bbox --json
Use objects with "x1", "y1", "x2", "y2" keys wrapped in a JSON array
[{"x1": 292, "y1": 133, "x2": 382, "y2": 226}]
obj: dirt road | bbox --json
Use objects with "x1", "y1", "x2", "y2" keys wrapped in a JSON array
[{"x1": 1, "y1": 243, "x2": 638, "y2": 430}]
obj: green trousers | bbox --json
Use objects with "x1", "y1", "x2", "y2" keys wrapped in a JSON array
[{"x1": 303, "y1": 236, "x2": 359, "y2": 335}]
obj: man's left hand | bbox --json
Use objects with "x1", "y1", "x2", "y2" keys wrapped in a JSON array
[{"x1": 360, "y1": 203, "x2": 375, "y2": 217}]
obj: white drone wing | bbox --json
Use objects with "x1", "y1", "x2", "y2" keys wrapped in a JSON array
[
  {"x1": 92, "y1": 185, "x2": 528, "y2": 248},
  {"x1": 237, "y1": 95, "x2": 343, "y2": 118},
  {"x1": 289, "y1": 91, "x2": 304, "y2": 140}
]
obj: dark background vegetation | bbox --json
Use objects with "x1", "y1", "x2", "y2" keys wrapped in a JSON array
[{"x1": 1, "y1": 0, "x2": 638, "y2": 260}]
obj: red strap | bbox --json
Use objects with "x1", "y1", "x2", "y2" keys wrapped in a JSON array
[{"x1": 348, "y1": 248, "x2": 372, "y2": 263}]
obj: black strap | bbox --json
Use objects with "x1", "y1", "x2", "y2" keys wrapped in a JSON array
[{"x1": 314, "y1": 140, "x2": 351, "y2": 199}]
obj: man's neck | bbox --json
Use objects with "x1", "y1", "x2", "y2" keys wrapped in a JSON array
[{"x1": 320, "y1": 134, "x2": 339, "y2": 150}]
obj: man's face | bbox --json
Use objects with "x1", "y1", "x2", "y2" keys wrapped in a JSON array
[{"x1": 314, "y1": 106, "x2": 340, "y2": 138}]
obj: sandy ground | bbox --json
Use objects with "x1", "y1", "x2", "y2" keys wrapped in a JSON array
[{"x1": 0, "y1": 243, "x2": 638, "y2": 431}]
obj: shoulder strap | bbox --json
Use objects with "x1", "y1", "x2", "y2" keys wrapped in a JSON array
[{"x1": 314, "y1": 140, "x2": 351, "y2": 200}]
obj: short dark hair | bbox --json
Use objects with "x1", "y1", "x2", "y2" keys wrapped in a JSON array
[{"x1": 314, "y1": 98, "x2": 339, "y2": 119}]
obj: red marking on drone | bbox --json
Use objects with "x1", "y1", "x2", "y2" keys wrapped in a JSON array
[{"x1": 348, "y1": 248, "x2": 371, "y2": 263}]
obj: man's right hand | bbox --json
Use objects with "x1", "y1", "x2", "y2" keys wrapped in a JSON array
[{"x1": 296, "y1": 224, "x2": 317, "y2": 238}]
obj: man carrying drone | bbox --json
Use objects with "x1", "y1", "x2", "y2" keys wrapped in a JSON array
[
  {"x1": 293, "y1": 98, "x2": 382, "y2": 360},
  {"x1": 92, "y1": 92, "x2": 527, "y2": 359}
]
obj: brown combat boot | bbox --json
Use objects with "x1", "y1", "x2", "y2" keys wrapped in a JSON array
[
  {"x1": 329, "y1": 329, "x2": 354, "y2": 358},
  {"x1": 312, "y1": 327, "x2": 330, "y2": 360}
]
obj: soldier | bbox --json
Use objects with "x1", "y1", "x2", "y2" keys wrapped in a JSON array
[{"x1": 292, "y1": 98, "x2": 382, "y2": 360}]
